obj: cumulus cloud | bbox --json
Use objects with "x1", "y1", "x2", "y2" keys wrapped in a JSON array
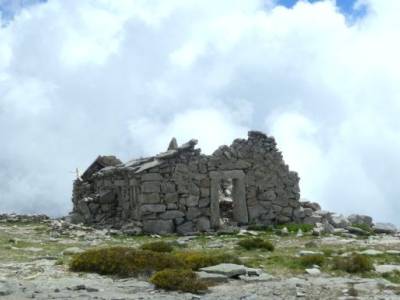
[{"x1": 0, "y1": 0, "x2": 399, "y2": 224}]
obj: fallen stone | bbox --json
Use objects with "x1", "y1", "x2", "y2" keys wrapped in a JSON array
[{"x1": 199, "y1": 263, "x2": 247, "y2": 277}]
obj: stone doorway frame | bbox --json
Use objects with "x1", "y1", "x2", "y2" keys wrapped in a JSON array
[{"x1": 209, "y1": 170, "x2": 249, "y2": 229}]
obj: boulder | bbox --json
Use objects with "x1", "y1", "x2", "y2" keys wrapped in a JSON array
[
  {"x1": 373, "y1": 223, "x2": 397, "y2": 234},
  {"x1": 330, "y1": 214, "x2": 350, "y2": 228},
  {"x1": 358, "y1": 249, "x2": 383, "y2": 256},
  {"x1": 348, "y1": 214, "x2": 373, "y2": 227},
  {"x1": 199, "y1": 263, "x2": 247, "y2": 277},
  {"x1": 305, "y1": 268, "x2": 321, "y2": 276}
]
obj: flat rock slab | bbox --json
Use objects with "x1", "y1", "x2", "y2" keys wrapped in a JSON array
[
  {"x1": 386, "y1": 250, "x2": 400, "y2": 255},
  {"x1": 375, "y1": 264, "x2": 400, "y2": 274},
  {"x1": 358, "y1": 249, "x2": 384, "y2": 256},
  {"x1": 200, "y1": 264, "x2": 247, "y2": 277},
  {"x1": 239, "y1": 273, "x2": 274, "y2": 282},
  {"x1": 195, "y1": 271, "x2": 229, "y2": 283},
  {"x1": 298, "y1": 251, "x2": 324, "y2": 256}
]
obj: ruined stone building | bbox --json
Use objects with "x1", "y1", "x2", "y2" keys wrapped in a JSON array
[{"x1": 71, "y1": 131, "x2": 312, "y2": 234}]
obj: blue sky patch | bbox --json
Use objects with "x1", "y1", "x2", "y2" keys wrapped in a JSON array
[{"x1": 277, "y1": 0, "x2": 367, "y2": 20}]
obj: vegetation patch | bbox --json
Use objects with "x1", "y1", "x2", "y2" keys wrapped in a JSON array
[
  {"x1": 140, "y1": 241, "x2": 174, "y2": 253},
  {"x1": 351, "y1": 223, "x2": 372, "y2": 234},
  {"x1": 332, "y1": 254, "x2": 373, "y2": 273},
  {"x1": 69, "y1": 247, "x2": 185, "y2": 276},
  {"x1": 277, "y1": 223, "x2": 314, "y2": 233},
  {"x1": 150, "y1": 269, "x2": 208, "y2": 293},
  {"x1": 237, "y1": 238, "x2": 274, "y2": 251},
  {"x1": 175, "y1": 251, "x2": 241, "y2": 270},
  {"x1": 300, "y1": 254, "x2": 325, "y2": 267},
  {"x1": 382, "y1": 270, "x2": 400, "y2": 284}
]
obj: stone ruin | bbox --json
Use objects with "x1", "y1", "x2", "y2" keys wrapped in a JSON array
[{"x1": 71, "y1": 131, "x2": 318, "y2": 235}]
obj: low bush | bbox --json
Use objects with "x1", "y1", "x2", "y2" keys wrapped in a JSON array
[
  {"x1": 150, "y1": 269, "x2": 207, "y2": 293},
  {"x1": 140, "y1": 241, "x2": 174, "y2": 253},
  {"x1": 175, "y1": 251, "x2": 241, "y2": 270},
  {"x1": 237, "y1": 238, "x2": 274, "y2": 251},
  {"x1": 300, "y1": 255, "x2": 325, "y2": 267},
  {"x1": 332, "y1": 254, "x2": 373, "y2": 273},
  {"x1": 69, "y1": 247, "x2": 185, "y2": 276}
]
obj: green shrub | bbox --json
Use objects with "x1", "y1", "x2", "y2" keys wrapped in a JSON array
[
  {"x1": 300, "y1": 255, "x2": 325, "y2": 267},
  {"x1": 237, "y1": 238, "x2": 274, "y2": 251},
  {"x1": 140, "y1": 241, "x2": 174, "y2": 253},
  {"x1": 175, "y1": 251, "x2": 241, "y2": 270},
  {"x1": 69, "y1": 247, "x2": 184, "y2": 276},
  {"x1": 332, "y1": 254, "x2": 373, "y2": 273},
  {"x1": 150, "y1": 269, "x2": 207, "y2": 293}
]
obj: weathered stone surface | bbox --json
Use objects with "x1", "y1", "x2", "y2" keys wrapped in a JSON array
[
  {"x1": 176, "y1": 221, "x2": 194, "y2": 235},
  {"x1": 196, "y1": 217, "x2": 211, "y2": 232},
  {"x1": 142, "y1": 182, "x2": 160, "y2": 193},
  {"x1": 330, "y1": 214, "x2": 350, "y2": 228},
  {"x1": 62, "y1": 247, "x2": 84, "y2": 256},
  {"x1": 140, "y1": 193, "x2": 160, "y2": 204},
  {"x1": 348, "y1": 214, "x2": 373, "y2": 227},
  {"x1": 140, "y1": 204, "x2": 166, "y2": 214},
  {"x1": 159, "y1": 210, "x2": 185, "y2": 220},
  {"x1": 200, "y1": 263, "x2": 247, "y2": 277},
  {"x1": 374, "y1": 223, "x2": 398, "y2": 234},
  {"x1": 72, "y1": 131, "x2": 305, "y2": 234},
  {"x1": 195, "y1": 271, "x2": 228, "y2": 283},
  {"x1": 142, "y1": 220, "x2": 174, "y2": 234}
]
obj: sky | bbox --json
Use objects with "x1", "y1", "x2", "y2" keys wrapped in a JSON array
[{"x1": 0, "y1": 0, "x2": 399, "y2": 225}]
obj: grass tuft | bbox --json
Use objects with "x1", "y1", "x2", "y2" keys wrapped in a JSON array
[
  {"x1": 69, "y1": 246, "x2": 184, "y2": 276},
  {"x1": 300, "y1": 254, "x2": 325, "y2": 267},
  {"x1": 332, "y1": 253, "x2": 373, "y2": 273},
  {"x1": 140, "y1": 241, "x2": 174, "y2": 253},
  {"x1": 237, "y1": 238, "x2": 274, "y2": 251}
]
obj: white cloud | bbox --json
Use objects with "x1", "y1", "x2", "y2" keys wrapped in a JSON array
[{"x1": 0, "y1": 0, "x2": 400, "y2": 224}]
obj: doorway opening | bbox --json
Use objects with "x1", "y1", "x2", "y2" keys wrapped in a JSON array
[{"x1": 210, "y1": 171, "x2": 248, "y2": 229}]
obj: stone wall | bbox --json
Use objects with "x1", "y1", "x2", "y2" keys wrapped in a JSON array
[{"x1": 71, "y1": 131, "x2": 311, "y2": 234}]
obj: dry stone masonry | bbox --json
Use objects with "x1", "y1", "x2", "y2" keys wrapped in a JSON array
[{"x1": 71, "y1": 131, "x2": 316, "y2": 234}]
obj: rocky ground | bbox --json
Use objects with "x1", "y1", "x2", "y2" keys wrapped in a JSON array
[{"x1": 1, "y1": 215, "x2": 400, "y2": 299}]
